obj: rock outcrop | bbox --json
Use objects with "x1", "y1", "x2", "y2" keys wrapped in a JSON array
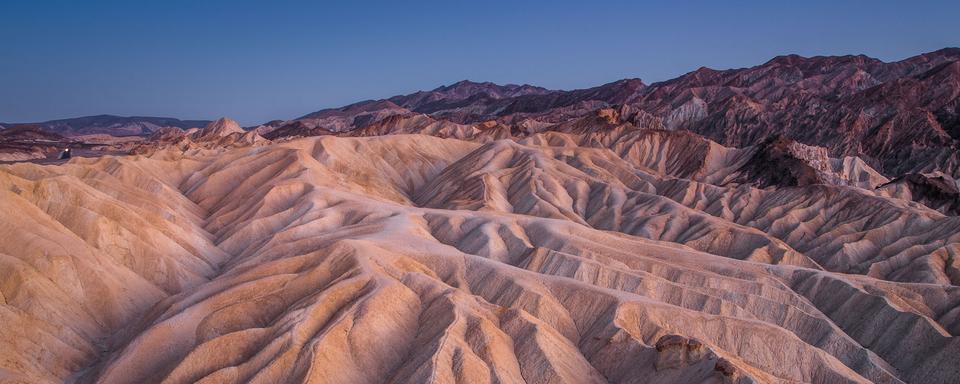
[
  {"x1": 878, "y1": 172, "x2": 960, "y2": 215},
  {"x1": 130, "y1": 117, "x2": 267, "y2": 155}
]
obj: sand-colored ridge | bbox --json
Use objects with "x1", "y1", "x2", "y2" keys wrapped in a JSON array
[{"x1": 1, "y1": 133, "x2": 958, "y2": 384}]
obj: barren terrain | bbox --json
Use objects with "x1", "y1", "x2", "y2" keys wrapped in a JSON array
[{"x1": 2, "y1": 49, "x2": 959, "y2": 383}]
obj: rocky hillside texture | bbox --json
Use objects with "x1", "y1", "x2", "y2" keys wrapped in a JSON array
[
  {"x1": 269, "y1": 48, "x2": 960, "y2": 179},
  {"x1": 2, "y1": 127, "x2": 960, "y2": 383},
  {"x1": 2, "y1": 49, "x2": 960, "y2": 384}
]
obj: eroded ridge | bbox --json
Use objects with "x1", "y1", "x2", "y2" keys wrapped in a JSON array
[{"x1": 1, "y1": 134, "x2": 958, "y2": 384}]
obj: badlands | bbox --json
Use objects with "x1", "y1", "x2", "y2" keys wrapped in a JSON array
[{"x1": 1, "y1": 49, "x2": 960, "y2": 384}]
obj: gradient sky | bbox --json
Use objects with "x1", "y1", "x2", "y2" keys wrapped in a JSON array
[{"x1": 2, "y1": 0, "x2": 959, "y2": 125}]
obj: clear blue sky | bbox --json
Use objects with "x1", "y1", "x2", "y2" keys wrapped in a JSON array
[{"x1": 2, "y1": 0, "x2": 958, "y2": 125}]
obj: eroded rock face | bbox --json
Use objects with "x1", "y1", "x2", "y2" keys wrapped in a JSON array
[
  {"x1": 130, "y1": 117, "x2": 268, "y2": 155},
  {"x1": 2, "y1": 133, "x2": 959, "y2": 384},
  {"x1": 653, "y1": 335, "x2": 754, "y2": 383},
  {"x1": 654, "y1": 335, "x2": 708, "y2": 370},
  {"x1": 878, "y1": 172, "x2": 960, "y2": 215},
  {"x1": 735, "y1": 136, "x2": 858, "y2": 188},
  {"x1": 196, "y1": 117, "x2": 245, "y2": 139}
]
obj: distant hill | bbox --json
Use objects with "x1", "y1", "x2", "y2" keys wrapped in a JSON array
[
  {"x1": 0, "y1": 124, "x2": 66, "y2": 141},
  {"x1": 0, "y1": 115, "x2": 212, "y2": 137}
]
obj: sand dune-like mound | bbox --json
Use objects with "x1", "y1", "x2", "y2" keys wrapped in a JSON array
[{"x1": 1, "y1": 133, "x2": 959, "y2": 384}]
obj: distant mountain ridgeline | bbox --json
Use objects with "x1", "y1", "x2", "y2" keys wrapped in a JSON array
[
  {"x1": 266, "y1": 48, "x2": 960, "y2": 178},
  {"x1": 6, "y1": 48, "x2": 959, "y2": 178},
  {"x1": 0, "y1": 115, "x2": 212, "y2": 137}
]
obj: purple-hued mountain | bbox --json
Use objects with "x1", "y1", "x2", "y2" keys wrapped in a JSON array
[
  {"x1": 270, "y1": 48, "x2": 960, "y2": 178},
  {"x1": 0, "y1": 115, "x2": 212, "y2": 137}
]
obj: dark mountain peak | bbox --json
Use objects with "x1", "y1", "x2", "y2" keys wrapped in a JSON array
[
  {"x1": 583, "y1": 78, "x2": 645, "y2": 99},
  {"x1": 765, "y1": 53, "x2": 806, "y2": 66},
  {"x1": 297, "y1": 99, "x2": 408, "y2": 120},
  {"x1": 912, "y1": 47, "x2": 960, "y2": 61},
  {"x1": 761, "y1": 53, "x2": 885, "y2": 77},
  {"x1": 756, "y1": 49, "x2": 958, "y2": 83},
  {"x1": 892, "y1": 48, "x2": 960, "y2": 70},
  {"x1": 434, "y1": 79, "x2": 493, "y2": 91},
  {"x1": 382, "y1": 79, "x2": 553, "y2": 117},
  {"x1": 606, "y1": 78, "x2": 644, "y2": 88},
  {"x1": 879, "y1": 172, "x2": 960, "y2": 215},
  {"x1": 342, "y1": 99, "x2": 404, "y2": 113},
  {"x1": 686, "y1": 67, "x2": 723, "y2": 81},
  {"x1": 429, "y1": 80, "x2": 550, "y2": 99}
]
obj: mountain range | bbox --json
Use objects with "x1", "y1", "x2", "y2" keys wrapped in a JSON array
[
  {"x1": 268, "y1": 48, "x2": 960, "y2": 179},
  {"x1": 1, "y1": 49, "x2": 960, "y2": 384},
  {"x1": 6, "y1": 48, "x2": 958, "y2": 179}
]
